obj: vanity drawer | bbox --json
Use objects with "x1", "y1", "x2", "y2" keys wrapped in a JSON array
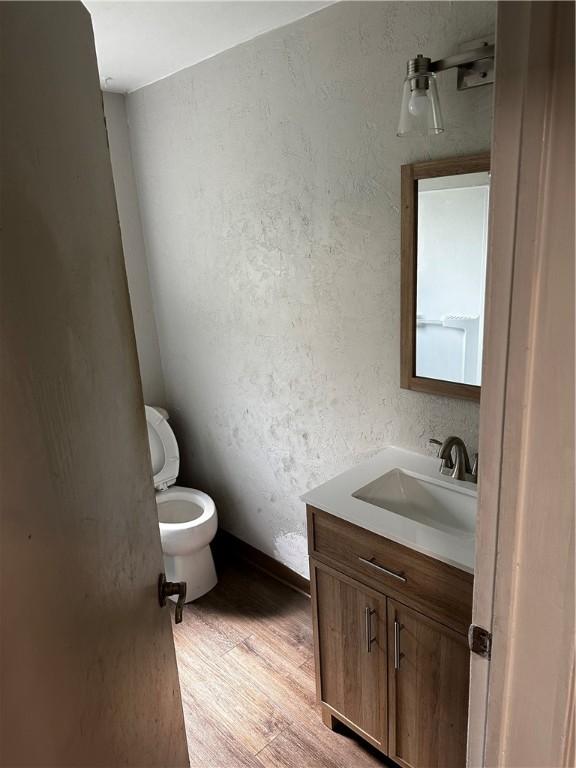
[{"x1": 307, "y1": 506, "x2": 473, "y2": 634}]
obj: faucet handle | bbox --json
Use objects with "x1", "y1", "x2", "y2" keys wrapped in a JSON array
[{"x1": 429, "y1": 437, "x2": 454, "y2": 469}]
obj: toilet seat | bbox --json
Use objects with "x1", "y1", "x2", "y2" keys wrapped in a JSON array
[
  {"x1": 145, "y1": 405, "x2": 179, "y2": 490},
  {"x1": 156, "y1": 487, "x2": 216, "y2": 531}
]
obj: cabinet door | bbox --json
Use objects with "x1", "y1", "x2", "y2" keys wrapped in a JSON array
[
  {"x1": 387, "y1": 600, "x2": 470, "y2": 768},
  {"x1": 312, "y1": 563, "x2": 387, "y2": 749}
]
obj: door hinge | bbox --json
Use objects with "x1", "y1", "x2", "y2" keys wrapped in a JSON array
[{"x1": 468, "y1": 624, "x2": 492, "y2": 659}]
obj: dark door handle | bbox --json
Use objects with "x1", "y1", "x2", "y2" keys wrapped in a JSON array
[{"x1": 158, "y1": 573, "x2": 187, "y2": 624}]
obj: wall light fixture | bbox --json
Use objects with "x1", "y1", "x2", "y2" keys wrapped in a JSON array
[{"x1": 397, "y1": 38, "x2": 495, "y2": 137}]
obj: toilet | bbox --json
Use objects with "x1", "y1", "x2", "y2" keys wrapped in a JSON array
[{"x1": 145, "y1": 405, "x2": 218, "y2": 602}]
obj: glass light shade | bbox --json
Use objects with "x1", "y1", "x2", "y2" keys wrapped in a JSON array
[{"x1": 397, "y1": 72, "x2": 444, "y2": 137}]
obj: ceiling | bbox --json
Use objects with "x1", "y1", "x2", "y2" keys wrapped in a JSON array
[{"x1": 85, "y1": 1, "x2": 333, "y2": 93}]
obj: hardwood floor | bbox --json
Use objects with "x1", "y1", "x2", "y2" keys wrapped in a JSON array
[{"x1": 172, "y1": 559, "x2": 389, "y2": 768}]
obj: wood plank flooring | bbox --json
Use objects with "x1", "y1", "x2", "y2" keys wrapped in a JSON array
[{"x1": 172, "y1": 559, "x2": 389, "y2": 768}]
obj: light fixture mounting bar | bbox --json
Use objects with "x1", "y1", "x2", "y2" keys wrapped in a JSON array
[
  {"x1": 430, "y1": 44, "x2": 495, "y2": 74},
  {"x1": 432, "y1": 37, "x2": 495, "y2": 91}
]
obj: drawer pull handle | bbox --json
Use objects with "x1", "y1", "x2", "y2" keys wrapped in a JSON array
[
  {"x1": 365, "y1": 607, "x2": 376, "y2": 653},
  {"x1": 358, "y1": 556, "x2": 407, "y2": 583}
]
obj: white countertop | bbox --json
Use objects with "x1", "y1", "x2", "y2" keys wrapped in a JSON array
[{"x1": 301, "y1": 446, "x2": 476, "y2": 573}]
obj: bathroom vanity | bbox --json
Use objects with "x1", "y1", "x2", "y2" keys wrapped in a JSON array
[{"x1": 302, "y1": 447, "x2": 476, "y2": 768}]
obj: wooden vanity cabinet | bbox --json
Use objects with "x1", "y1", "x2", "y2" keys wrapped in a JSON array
[{"x1": 308, "y1": 506, "x2": 473, "y2": 768}]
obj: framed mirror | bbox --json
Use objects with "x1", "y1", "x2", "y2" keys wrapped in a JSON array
[{"x1": 400, "y1": 154, "x2": 490, "y2": 401}]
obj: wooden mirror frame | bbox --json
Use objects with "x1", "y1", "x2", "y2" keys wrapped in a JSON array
[{"x1": 400, "y1": 153, "x2": 490, "y2": 402}]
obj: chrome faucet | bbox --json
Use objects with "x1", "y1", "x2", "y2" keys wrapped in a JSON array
[{"x1": 429, "y1": 436, "x2": 475, "y2": 482}]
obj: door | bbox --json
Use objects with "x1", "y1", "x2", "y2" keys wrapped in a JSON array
[
  {"x1": 312, "y1": 562, "x2": 387, "y2": 749},
  {"x1": 468, "y1": 3, "x2": 575, "y2": 766},
  {"x1": 0, "y1": 3, "x2": 188, "y2": 766},
  {"x1": 387, "y1": 600, "x2": 469, "y2": 768}
]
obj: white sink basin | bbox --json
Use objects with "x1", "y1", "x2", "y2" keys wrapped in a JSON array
[
  {"x1": 352, "y1": 468, "x2": 476, "y2": 537},
  {"x1": 301, "y1": 446, "x2": 478, "y2": 572}
]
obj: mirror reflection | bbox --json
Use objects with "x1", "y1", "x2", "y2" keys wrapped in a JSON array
[{"x1": 415, "y1": 171, "x2": 490, "y2": 386}]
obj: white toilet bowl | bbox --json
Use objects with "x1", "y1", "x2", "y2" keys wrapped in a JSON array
[
  {"x1": 145, "y1": 405, "x2": 218, "y2": 603},
  {"x1": 157, "y1": 486, "x2": 218, "y2": 601}
]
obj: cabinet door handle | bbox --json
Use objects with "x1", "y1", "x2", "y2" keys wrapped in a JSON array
[
  {"x1": 358, "y1": 556, "x2": 407, "y2": 583},
  {"x1": 394, "y1": 619, "x2": 401, "y2": 670},
  {"x1": 365, "y1": 607, "x2": 376, "y2": 653}
]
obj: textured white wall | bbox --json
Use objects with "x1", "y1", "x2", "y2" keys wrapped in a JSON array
[
  {"x1": 103, "y1": 92, "x2": 166, "y2": 405},
  {"x1": 126, "y1": 1, "x2": 495, "y2": 577}
]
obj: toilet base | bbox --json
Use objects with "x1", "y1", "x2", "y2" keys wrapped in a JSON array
[{"x1": 163, "y1": 545, "x2": 218, "y2": 603}]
